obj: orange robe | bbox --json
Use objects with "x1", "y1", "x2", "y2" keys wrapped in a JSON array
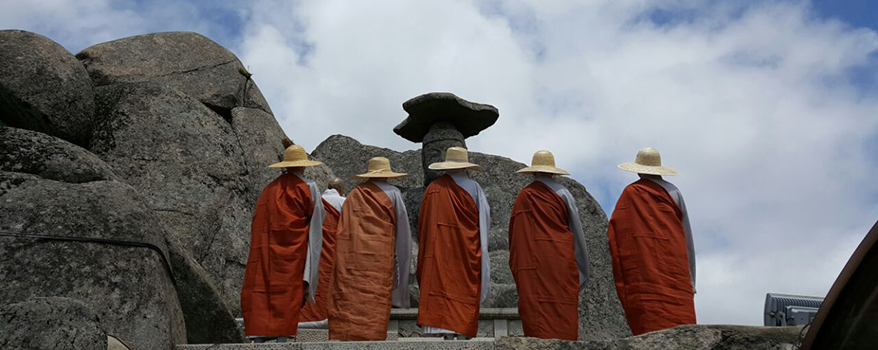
[
  {"x1": 509, "y1": 181, "x2": 580, "y2": 340},
  {"x1": 328, "y1": 182, "x2": 402, "y2": 340},
  {"x1": 417, "y1": 174, "x2": 483, "y2": 337},
  {"x1": 299, "y1": 199, "x2": 340, "y2": 322},
  {"x1": 607, "y1": 179, "x2": 696, "y2": 335},
  {"x1": 241, "y1": 173, "x2": 322, "y2": 337}
]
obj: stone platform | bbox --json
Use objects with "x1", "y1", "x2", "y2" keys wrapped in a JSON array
[
  {"x1": 236, "y1": 308, "x2": 523, "y2": 342},
  {"x1": 177, "y1": 325, "x2": 805, "y2": 350}
]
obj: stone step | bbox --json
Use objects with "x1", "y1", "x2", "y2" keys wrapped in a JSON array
[
  {"x1": 236, "y1": 308, "x2": 523, "y2": 342},
  {"x1": 178, "y1": 338, "x2": 495, "y2": 350}
]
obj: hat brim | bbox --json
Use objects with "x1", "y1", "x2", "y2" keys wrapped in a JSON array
[
  {"x1": 268, "y1": 160, "x2": 324, "y2": 168},
  {"x1": 353, "y1": 171, "x2": 408, "y2": 180},
  {"x1": 617, "y1": 162, "x2": 678, "y2": 176},
  {"x1": 516, "y1": 166, "x2": 570, "y2": 175},
  {"x1": 428, "y1": 161, "x2": 484, "y2": 171}
]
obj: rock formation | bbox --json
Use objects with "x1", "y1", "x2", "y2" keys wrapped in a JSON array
[
  {"x1": 0, "y1": 30, "x2": 95, "y2": 146},
  {"x1": 0, "y1": 30, "x2": 289, "y2": 346},
  {"x1": 394, "y1": 92, "x2": 499, "y2": 185},
  {"x1": 0, "y1": 127, "x2": 187, "y2": 350}
]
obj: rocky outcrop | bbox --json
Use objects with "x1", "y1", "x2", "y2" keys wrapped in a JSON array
[
  {"x1": 0, "y1": 297, "x2": 106, "y2": 350},
  {"x1": 0, "y1": 30, "x2": 95, "y2": 146},
  {"x1": 311, "y1": 134, "x2": 630, "y2": 340},
  {"x1": 0, "y1": 128, "x2": 186, "y2": 350},
  {"x1": 76, "y1": 32, "x2": 271, "y2": 116},
  {"x1": 91, "y1": 81, "x2": 257, "y2": 313},
  {"x1": 2, "y1": 29, "x2": 288, "y2": 344}
]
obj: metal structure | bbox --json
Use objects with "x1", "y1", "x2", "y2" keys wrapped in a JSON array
[{"x1": 763, "y1": 293, "x2": 823, "y2": 326}]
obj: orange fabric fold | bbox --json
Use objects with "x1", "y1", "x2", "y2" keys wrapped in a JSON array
[
  {"x1": 299, "y1": 199, "x2": 340, "y2": 322},
  {"x1": 328, "y1": 182, "x2": 397, "y2": 340},
  {"x1": 416, "y1": 175, "x2": 482, "y2": 337},
  {"x1": 509, "y1": 181, "x2": 579, "y2": 340},
  {"x1": 241, "y1": 173, "x2": 314, "y2": 336},
  {"x1": 607, "y1": 179, "x2": 696, "y2": 335}
]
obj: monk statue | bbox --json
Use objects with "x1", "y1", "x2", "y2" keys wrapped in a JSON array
[{"x1": 393, "y1": 92, "x2": 499, "y2": 186}]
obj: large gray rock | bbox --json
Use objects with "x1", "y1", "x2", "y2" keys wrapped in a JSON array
[
  {"x1": 91, "y1": 82, "x2": 254, "y2": 313},
  {"x1": 311, "y1": 134, "x2": 629, "y2": 340},
  {"x1": 0, "y1": 297, "x2": 106, "y2": 350},
  {"x1": 0, "y1": 170, "x2": 186, "y2": 349},
  {"x1": 77, "y1": 31, "x2": 271, "y2": 116},
  {"x1": 0, "y1": 127, "x2": 120, "y2": 184},
  {"x1": 0, "y1": 30, "x2": 95, "y2": 146}
]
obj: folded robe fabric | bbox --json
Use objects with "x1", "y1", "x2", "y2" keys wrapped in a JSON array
[
  {"x1": 417, "y1": 174, "x2": 486, "y2": 337},
  {"x1": 241, "y1": 173, "x2": 324, "y2": 336},
  {"x1": 509, "y1": 179, "x2": 587, "y2": 340},
  {"x1": 607, "y1": 179, "x2": 696, "y2": 335},
  {"x1": 299, "y1": 199, "x2": 340, "y2": 322},
  {"x1": 328, "y1": 181, "x2": 410, "y2": 340}
]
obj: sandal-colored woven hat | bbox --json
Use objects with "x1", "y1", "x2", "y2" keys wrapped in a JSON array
[
  {"x1": 517, "y1": 150, "x2": 570, "y2": 175},
  {"x1": 617, "y1": 147, "x2": 678, "y2": 176},
  {"x1": 428, "y1": 147, "x2": 483, "y2": 171},
  {"x1": 268, "y1": 145, "x2": 324, "y2": 168},
  {"x1": 354, "y1": 157, "x2": 407, "y2": 179}
]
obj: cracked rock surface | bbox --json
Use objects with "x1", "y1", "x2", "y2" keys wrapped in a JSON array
[
  {"x1": 91, "y1": 82, "x2": 256, "y2": 314},
  {"x1": 0, "y1": 127, "x2": 186, "y2": 350},
  {"x1": 77, "y1": 31, "x2": 272, "y2": 116},
  {"x1": 0, "y1": 297, "x2": 106, "y2": 350}
]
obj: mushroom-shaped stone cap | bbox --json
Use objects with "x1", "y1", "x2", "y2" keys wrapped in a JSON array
[{"x1": 393, "y1": 92, "x2": 499, "y2": 142}]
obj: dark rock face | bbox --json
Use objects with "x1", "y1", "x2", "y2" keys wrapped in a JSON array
[
  {"x1": 394, "y1": 92, "x2": 499, "y2": 142},
  {"x1": 495, "y1": 325, "x2": 804, "y2": 349},
  {"x1": 167, "y1": 235, "x2": 244, "y2": 344},
  {"x1": 231, "y1": 107, "x2": 288, "y2": 198},
  {"x1": 0, "y1": 130, "x2": 186, "y2": 350},
  {"x1": 0, "y1": 127, "x2": 120, "y2": 184},
  {"x1": 0, "y1": 30, "x2": 95, "y2": 146},
  {"x1": 76, "y1": 31, "x2": 271, "y2": 116},
  {"x1": 91, "y1": 82, "x2": 255, "y2": 313},
  {"x1": 0, "y1": 297, "x2": 106, "y2": 350},
  {"x1": 311, "y1": 134, "x2": 630, "y2": 340}
]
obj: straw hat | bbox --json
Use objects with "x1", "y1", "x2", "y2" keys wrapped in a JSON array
[
  {"x1": 517, "y1": 150, "x2": 570, "y2": 175},
  {"x1": 617, "y1": 147, "x2": 678, "y2": 176},
  {"x1": 353, "y1": 157, "x2": 407, "y2": 179},
  {"x1": 428, "y1": 147, "x2": 483, "y2": 171},
  {"x1": 268, "y1": 145, "x2": 324, "y2": 168}
]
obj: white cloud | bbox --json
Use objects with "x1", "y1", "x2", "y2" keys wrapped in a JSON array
[
  {"x1": 3, "y1": 0, "x2": 877, "y2": 327},
  {"x1": 236, "y1": 0, "x2": 878, "y2": 325}
]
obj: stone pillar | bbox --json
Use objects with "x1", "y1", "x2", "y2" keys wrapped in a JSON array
[
  {"x1": 393, "y1": 92, "x2": 500, "y2": 185},
  {"x1": 422, "y1": 122, "x2": 466, "y2": 186}
]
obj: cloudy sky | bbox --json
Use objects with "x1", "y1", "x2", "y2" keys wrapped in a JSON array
[{"x1": 4, "y1": 0, "x2": 877, "y2": 326}]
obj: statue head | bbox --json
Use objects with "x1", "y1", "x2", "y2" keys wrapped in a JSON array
[{"x1": 422, "y1": 122, "x2": 466, "y2": 185}]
